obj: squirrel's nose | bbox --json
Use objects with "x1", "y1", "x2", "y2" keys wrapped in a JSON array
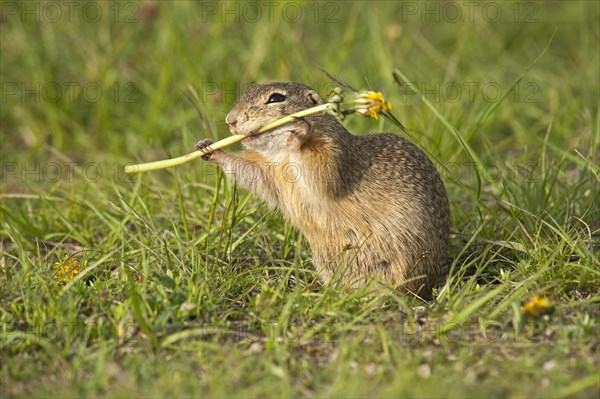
[{"x1": 225, "y1": 112, "x2": 237, "y2": 127}]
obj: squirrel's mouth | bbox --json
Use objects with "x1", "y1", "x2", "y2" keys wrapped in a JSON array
[
  {"x1": 228, "y1": 126, "x2": 253, "y2": 137},
  {"x1": 242, "y1": 133, "x2": 263, "y2": 143},
  {"x1": 229, "y1": 125, "x2": 267, "y2": 141}
]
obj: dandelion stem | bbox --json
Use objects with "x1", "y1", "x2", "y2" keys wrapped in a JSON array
[
  {"x1": 256, "y1": 103, "x2": 334, "y2": 133},
  {"x1": 125, "y1": 103, "x2": 335, "y2": 174},
  {"x1": 124, "y1": 134, "x2": 245, "y2": 174}
]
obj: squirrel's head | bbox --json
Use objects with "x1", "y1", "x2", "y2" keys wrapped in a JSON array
[{"x1": 226, "y1": 82, "x2": 329, "y2": 159}]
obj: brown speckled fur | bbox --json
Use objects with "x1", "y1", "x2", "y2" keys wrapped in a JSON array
[{"x1": 196, "y1": 82, "x2": 451, "y2": 296}]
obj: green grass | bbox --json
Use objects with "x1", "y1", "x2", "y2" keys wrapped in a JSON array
[{"x1": 1, "y1": 1, "x2": 599, "y2": 397}]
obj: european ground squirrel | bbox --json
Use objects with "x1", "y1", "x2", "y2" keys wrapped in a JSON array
[{"x1": 196, "y1": 82, "x2": 451, "y2": 296}]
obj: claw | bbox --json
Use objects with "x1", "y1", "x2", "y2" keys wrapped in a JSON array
[{"x1": 195, "y1": 139, "x2": 216, "y2": 161}]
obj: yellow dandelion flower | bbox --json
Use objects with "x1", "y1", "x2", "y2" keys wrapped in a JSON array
[
  {"x1": 521, "y1": 295, "x2": 555, "y2": 319},
  {"x1": 353, "y1": 91, "x2": 393, "y2": 120}
]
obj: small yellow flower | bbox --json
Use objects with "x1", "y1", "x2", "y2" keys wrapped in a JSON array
[
  {"x1": 521, "y1": 295, "x2": 555, "y2": 319},
  {"x1": 354, "y1": 91, "x2": 393, "y2": 120},
  {"x1": 53, "y1": 254, "x2": 86, "y2": 283}
]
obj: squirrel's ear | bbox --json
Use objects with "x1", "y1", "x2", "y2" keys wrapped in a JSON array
[
  {"x1": 286, "y1": 118, "x2": 312, "y2": 150},
  {"x1": 307, "y1": 91, "x2": 323, "y2": 105}
]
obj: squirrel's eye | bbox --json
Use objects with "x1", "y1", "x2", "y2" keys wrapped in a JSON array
[{"x1": 266, "y1": 93, "x2": 286, "y2": 104}]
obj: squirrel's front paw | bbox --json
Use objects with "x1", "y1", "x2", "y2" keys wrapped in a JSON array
[
  {"x1": 286, "y1": 117, "x2": 313, "y2": 150},
  {"x1": 195, "y1": 139, "x2": 221, "y2": 161}
]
